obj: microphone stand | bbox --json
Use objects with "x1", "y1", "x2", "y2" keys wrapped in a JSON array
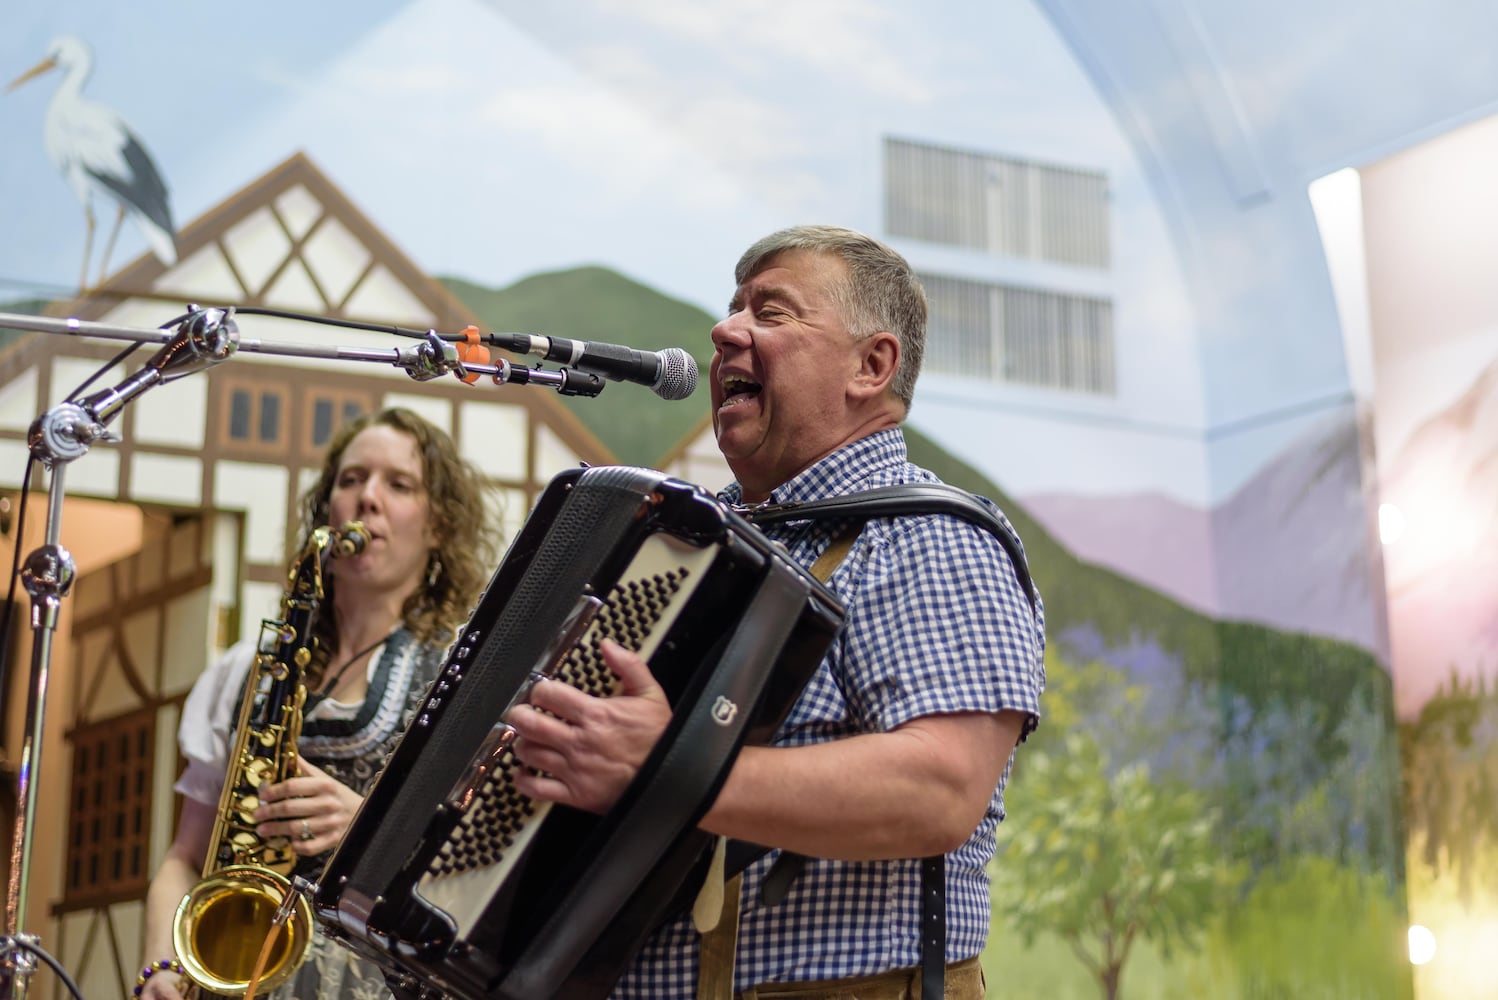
[
  {"x1": 0, "y1": 313, "x2": 608, "y2": 397},
  {"x1": 2, "y1": 307, "x2": 237, "y2": 1000},
  {"x1": 0, "y1": 304, "x2": 606, "y2": 1000}
]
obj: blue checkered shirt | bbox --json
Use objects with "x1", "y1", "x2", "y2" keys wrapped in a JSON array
[{"x1": 610, "y1": 428, "x2": 1046, "y2": 998}]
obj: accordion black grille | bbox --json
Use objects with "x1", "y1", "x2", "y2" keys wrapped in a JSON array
[{"x1": 426, "y1": 566, "x2": 691, "y2": 880}]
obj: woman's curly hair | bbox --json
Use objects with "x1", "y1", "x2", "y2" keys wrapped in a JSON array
[{"x1": 292, "y1": 406, "x2": 502, "y2": 666}]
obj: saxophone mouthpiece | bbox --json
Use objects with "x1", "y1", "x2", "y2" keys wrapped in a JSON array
[{"x1": 334, "y1": 521, "x2": 369, "y2": 558}]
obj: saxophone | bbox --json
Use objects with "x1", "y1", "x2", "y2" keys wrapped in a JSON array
[{"x1": 171, "y1": 521, "x2": 368, "y2": 998}]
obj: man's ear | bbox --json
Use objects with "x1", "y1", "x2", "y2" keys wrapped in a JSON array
[{"x1": 850, "y1": 331, "x2": 900, "y2": 400}]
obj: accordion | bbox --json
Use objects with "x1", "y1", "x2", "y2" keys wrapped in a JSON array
[{"x1": 313, "y1": 465, "x2": 845, "y2": 1000}]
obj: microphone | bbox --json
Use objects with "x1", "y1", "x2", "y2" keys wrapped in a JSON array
[{"x1": 495, "y1": 333, "x2": 698, "y2": 400}]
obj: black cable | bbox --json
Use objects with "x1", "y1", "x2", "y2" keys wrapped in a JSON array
[
  {"x1": 61, "y1": 311, "x2": 192, "y2": 403},
  {"x1": 64, "y1": 339, "x2": 146, "y2": 403},
  {"x1": 0, "y1": 934, "x2": 88, "y2": 1000},
  {"x1": 0, "y1": 306, "x2": 237, "y2": 1000},
  {"x1": 233, "y1": 305, "x2": 433, "y2": 340},
  {"x1": 3, "y1": 310, "x2": 189, "y2": 708}
]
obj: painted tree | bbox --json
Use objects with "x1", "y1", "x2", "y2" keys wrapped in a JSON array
[
  {"x1": 1401, "y1": 667, "x2": 1498, "y2": 905},
  {"x1": 992, "y1": 732, "x2": 1244, "y2": 1000}
]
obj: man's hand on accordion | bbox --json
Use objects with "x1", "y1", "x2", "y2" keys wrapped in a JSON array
[{"x1": 509, "y1": 638, "x2": 673, "y2": 814}]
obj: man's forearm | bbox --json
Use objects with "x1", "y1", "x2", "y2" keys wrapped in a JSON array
[{"x1": 699, "y1": 710, "x2": 1022, "y2": 860}]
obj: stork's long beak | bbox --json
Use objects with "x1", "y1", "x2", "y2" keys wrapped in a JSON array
[{"x1": 6, "y1": 56, "x2": 58, "y2": 92}]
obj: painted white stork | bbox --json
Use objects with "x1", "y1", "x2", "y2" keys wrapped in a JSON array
[{"x1": 7, "y1": 35, "x2": 177, "y2": 292}]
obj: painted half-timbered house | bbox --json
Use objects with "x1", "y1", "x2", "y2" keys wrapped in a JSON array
[{"x1": 0, "y1": 151, "x2": 612, "y2": 1000}]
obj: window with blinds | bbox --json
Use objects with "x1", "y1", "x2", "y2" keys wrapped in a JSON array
[
  {"x1": 885, "y1": 137, "x2": 1111, "y2": 269},
  {"x1": 63, "y1": 710, "x2": 155, "y2": 906},
  {"x1": 920, "y1": 272, "x2": 1115, "y2": 394}
]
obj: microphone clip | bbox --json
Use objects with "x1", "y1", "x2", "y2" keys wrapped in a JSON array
[{"x1": 396, "y1": 331, "x2": 461, "y2": 381}]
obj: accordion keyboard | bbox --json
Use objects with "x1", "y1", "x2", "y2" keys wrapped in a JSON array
[{"x1": 413, "y1": 532, "x2": 715, "y2": 936}]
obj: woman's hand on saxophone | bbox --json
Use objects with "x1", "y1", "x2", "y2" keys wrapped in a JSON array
[{"x1": 254, "y1": 758, "x2": 363, "y2": 854}]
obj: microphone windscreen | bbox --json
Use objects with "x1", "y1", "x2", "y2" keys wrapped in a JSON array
[{"x1": 656, "y1": 347, "x2": 698, "y2": 400}]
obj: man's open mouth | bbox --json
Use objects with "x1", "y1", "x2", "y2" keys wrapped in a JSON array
[{"x1": 721, "y1": 374, "x2": 762, "y2": 406}]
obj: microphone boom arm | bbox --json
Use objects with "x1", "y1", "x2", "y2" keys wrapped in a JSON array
[
  {"x1": 228, "y1": 330, "x2": 608, "y2": 396},
  {"x1": 0, "y1": 311, "x2": 609, "y2": 398}
]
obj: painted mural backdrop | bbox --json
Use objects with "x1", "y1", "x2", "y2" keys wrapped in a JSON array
[
  {"x1": 13, "y1": 1, "x2": 1498, "y2": 996},
  {"x1": 1359, "y1": 117, "x2": 1498, "y2": 1000}
]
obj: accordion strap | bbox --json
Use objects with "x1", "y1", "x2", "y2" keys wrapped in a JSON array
[{"x1": 744, "y1": 482, "x2": 1038, "y2": 615}]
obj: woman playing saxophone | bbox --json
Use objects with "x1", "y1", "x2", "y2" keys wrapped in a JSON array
[{"x1": 138, "y1": 407, "x2": 500, "y2": 1000}]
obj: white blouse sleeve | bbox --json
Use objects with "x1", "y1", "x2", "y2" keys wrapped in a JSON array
[{"x1": 173, "y1": 640, "x2": 256, "y2": 807}]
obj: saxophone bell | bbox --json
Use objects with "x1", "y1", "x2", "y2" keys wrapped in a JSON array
[{"x1": 172, "y1": 867, "x2": 312, "y2": 997}]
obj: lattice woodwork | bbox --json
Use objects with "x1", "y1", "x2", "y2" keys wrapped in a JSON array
[{"x1": 64, "y1": 709, "x2": 155, "y2": 906}]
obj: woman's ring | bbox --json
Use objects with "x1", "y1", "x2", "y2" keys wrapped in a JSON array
[{"x1": 300, "y1": 819, "x2": 313, "y2": 841}]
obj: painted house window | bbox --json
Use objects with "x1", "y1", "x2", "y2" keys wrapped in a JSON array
[
  {"x1": 61, "y1": 711, "x2": 154, "y2": 906},
  {"x1": 920, "y1": 272, "x2": 1116, "y2": 395},
  {"x1": 884, "y1": 137, "x2": 1111, "y2": 268},
  {"x1": 304, "y1": 390, "x2": 372, "y2": 454},
  {"x1": 220, "y1": 379, "x2": 289, "y2": 454}
]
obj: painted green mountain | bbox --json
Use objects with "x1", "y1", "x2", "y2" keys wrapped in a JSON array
[
  {"x1": 441, "y1": 268, "x2": 714, "y2": 466},
  {"x1": 444, "y1": 265, "x2": 1391, "y2": 740},
  {"x1": 908, "y1": 425, "x2": 1387, "y2": 704},
  {"x1": 450, "y1": 265, "x2": 1397, "y2": 876},
  {"x1": 911, "y1": 424, "x2": 1389, "y2": 713}
]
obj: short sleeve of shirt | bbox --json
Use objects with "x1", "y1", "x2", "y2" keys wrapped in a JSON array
[
  {"x1": 836, "y1": 512, "x2": 1043, "y2": 734},
  {"x1": 174, "y1": 640, "x2": 256, "y2": 806}
]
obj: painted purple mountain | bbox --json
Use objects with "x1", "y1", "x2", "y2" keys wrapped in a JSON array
[
  {"x1": 1378, "y1": 354, "x2": 1498, "y2": 718},
  {"x1": 1024, "y1": 410, "x2": 1386, "y2": 657},
  {"x1": 1018, "y1": 490, "x2": 1217, "y2": 613}
]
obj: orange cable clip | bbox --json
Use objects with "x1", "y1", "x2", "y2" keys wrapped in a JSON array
[{"x1": 453, "y1": 326, "x2": 490, "y2": 385}]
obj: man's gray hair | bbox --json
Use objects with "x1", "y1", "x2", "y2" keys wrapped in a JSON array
[{"x1": 734, "y1": 225, "x2": 926, "y2": 411}]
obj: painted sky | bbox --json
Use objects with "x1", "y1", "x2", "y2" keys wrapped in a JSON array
[
  {"x1": 5, "y1": 0, "x2": 1152, "y2": 314},
  {"x1": 3, "y1": 0, "x2": 1225, "y2": 500},
  {"x1": 11, "y1": 0, "x2": 1460, "y2": 509}
]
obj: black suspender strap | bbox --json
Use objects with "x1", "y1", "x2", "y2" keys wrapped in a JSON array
[{"x1": 920, "y1": 855, "x2": 946, "y2": 1000}]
